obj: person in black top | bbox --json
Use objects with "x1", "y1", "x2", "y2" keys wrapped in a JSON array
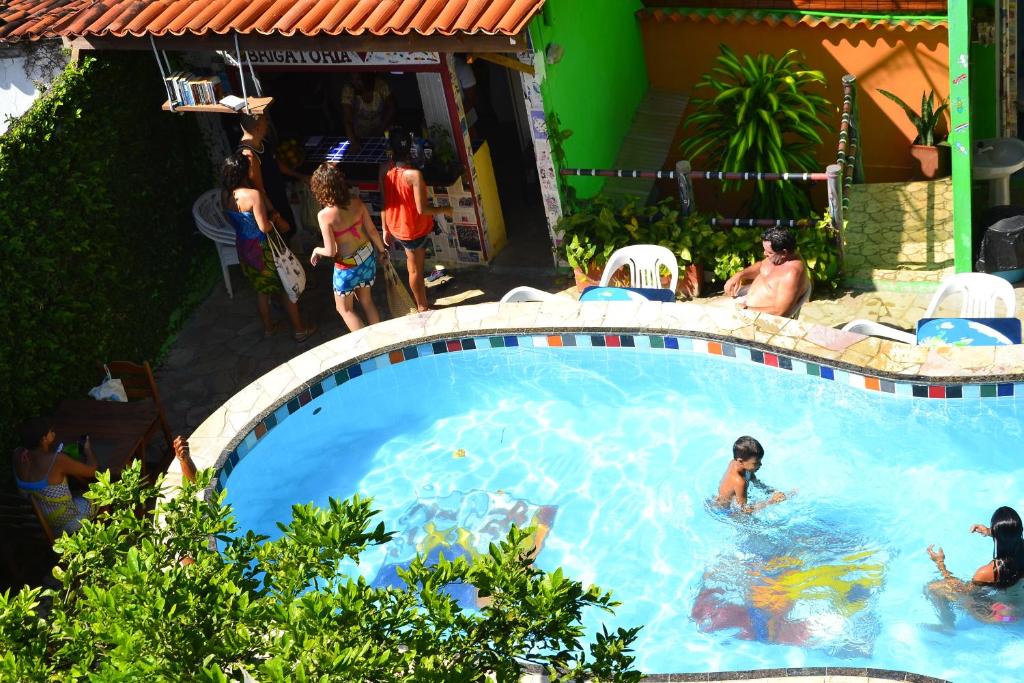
[{"x1": 238, "y1": 113, "x2": 298, "y2": 236}]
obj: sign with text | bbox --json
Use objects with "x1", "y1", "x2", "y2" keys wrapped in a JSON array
[{"x1": 231, "y1": 50, "x2": 440, "y2": 67}]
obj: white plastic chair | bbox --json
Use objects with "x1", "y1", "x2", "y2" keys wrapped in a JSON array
[
  {"x1": 786, "y1": 280, "x2": 813, "y2": 319},
  {"x1": 923, "y1": 272, "x2": 1017, "y2": 318},
  {"x1": 840, "y1": 320, "x2": 916, "y2": 345},
  {"x1": 598, "y1": 245, "x2": 679, "y2": 291},
  {"x1": 192, "y1": 189, "x2": 239, "y2": 298},
  {"x1": 500, "y1": 286, "x2": 559, "y2": 303}
]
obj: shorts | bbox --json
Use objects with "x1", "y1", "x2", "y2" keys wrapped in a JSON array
[
  {"x1": 392, "y1": 235, "x2": 429, "y2": 251},
  {"x1": 333, "y1": 257, "x2": 377, "y2": 296}
]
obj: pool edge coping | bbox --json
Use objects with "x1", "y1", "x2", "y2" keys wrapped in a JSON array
[{"x1": 166, "y1": 300, "x2": 1024, "y2": 499}]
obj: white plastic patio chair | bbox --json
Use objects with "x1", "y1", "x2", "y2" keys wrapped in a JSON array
[
  {"x1": 786, "y1": 280, "x2": 813, "y2": 319},
  {"x1": 500, "y1": 286, "x2": 559, "y2": 303},
  {"x1": 598, "y1": 245, "x2": 679, "y2": 291},
  {"x1": 840, "y1": 320, "x2": 917, "y2": 345},
  {"x1": 923, "y1": 272, "x2": 1017, "y2": 318},
  {"x1": 192, "y1": 189, "x2": 238, "y2": 298}
]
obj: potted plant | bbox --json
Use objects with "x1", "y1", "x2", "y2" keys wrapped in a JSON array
[
  {"x1": 682, "y1": 45, "x2": 830, "y2": 219},
  {"x1": 877, "y1": 88, "x2": 950, "y2": 179},
  {"x1": 557, "y1": 196, "x2": 634, "y2": 291},
  {"x1": 640, "y1": 200, "x2": 710, "y2": 298}
]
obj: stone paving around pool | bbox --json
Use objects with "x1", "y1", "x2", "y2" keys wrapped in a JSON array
[
  {"x1": 841, "y1": 178, "x2": 955, "y2": 291},
  {"x1": 154, "y1": 261, "x2": 1024, "y2": 467},
  {"x1": 163, "y1": 293, "x2": 1024, "y2": 502}
]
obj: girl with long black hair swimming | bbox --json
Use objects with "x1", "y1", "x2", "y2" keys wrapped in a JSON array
[{"x1": 926, "y1": 506, "x2": 1024, "y2": 626}]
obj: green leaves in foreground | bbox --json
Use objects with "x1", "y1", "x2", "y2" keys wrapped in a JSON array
[
  {"x1": 0, "y1": 462, "x2": 641, "y2": 682},
  {"x1": 682, "y1": 45, "x2": 832, "y2": 219}
]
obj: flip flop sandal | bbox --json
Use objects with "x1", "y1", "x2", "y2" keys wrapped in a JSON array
[
  {"x1": 293, "y1": 324, "x2": 318, "y2": 343},
  {"x1": 263, "y1": 321, "x2": 284, "y2": 339}
]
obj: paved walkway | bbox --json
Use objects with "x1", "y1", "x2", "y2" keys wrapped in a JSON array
[
  {"x1": 842, "y1": 178, "x2": 955, "y2": 290},
  {"x1": 154, "y1": 258, "x2": 1024, "y2": 445},
  {"x1": 155, "y1": 261, "x2": 569, "y2": 440}
]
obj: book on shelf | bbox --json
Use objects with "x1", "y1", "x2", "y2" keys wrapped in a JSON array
[
  {"x1": 165, "y1": 70, "x2": 228, "y2": 107},
  {"x1": 218, "y1": 95, "x2": 247, "y2": 111}
]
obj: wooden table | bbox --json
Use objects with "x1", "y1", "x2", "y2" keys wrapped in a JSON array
[{"x1": 51, "y1": 399, "x2": 161, "y2": 476}]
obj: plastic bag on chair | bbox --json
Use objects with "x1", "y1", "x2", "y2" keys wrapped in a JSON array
[{"x1": 89, "y1": 365, "x2": 128, "y2": 402}]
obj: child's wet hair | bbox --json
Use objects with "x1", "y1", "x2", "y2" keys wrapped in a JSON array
[{"x1": 733, "y1": 435, "x2": 764, "y2": 461}]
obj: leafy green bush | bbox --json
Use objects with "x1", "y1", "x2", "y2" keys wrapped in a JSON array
[
  {"x1": 558, "y1": 195, "x2": 842, "y2": 291},
  {"x1": 702, "y1": 215, "x2": 843, "y2": 291},
  {"x1": 0, "y1": 54, "x2": 213, "y2": 463},
  {"x1": 682, "y1": 45, "x2": 831, "y2": 219},
  {"x1": 0, "y1": 464, "x2": 642, "y2": 681}
]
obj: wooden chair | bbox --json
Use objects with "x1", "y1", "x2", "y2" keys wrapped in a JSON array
[
  {"x1": 27, "y1": 495, "x2": 56, "y2": 545},
  {"x1": 102, "y1": 361, "x2": 174, "y2": 475},
  {"x1": 0, "y1": 488, "x2": 57, "y2": 587}
]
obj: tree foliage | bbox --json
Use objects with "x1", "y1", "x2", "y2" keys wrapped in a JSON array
[
  {"x1": 682, "y1": 45, "x2": 831, "y2": 219},
  {"x1": 0, "y1": 464, "x2": 642, "y2": 682},
  {"x1": 0, "y1": 53, "x2": 214, "y2": 467}
]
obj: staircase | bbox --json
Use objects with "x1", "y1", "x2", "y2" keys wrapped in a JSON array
[
  {"x1": 841, "y1": 177, "x2": 955, "y2": 291},
  {"x1": 600, "y1": 88, "x2": 689, "y2": 206}
]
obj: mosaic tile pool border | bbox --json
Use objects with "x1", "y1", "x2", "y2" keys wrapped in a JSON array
[{"x1": 212, "y1": 331, "x2": 1024, "y2": 492}]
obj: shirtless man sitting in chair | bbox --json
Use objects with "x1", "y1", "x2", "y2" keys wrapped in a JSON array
[{"x1": 723, "y1": 227, "x2": 811, "y2": 318}]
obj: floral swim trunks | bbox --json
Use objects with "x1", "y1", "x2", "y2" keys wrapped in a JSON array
[{"x1": 333, "y1": 256, "x2": 377, "y2": 296}]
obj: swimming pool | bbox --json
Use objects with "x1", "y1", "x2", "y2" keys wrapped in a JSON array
[{"x1": 218, "y1": 332, "x2": 1024, "y2": 682}]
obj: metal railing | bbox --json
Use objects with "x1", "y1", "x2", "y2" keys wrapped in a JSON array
[{"x1": 559, "y1": 161, "x2": 840, "y2": 232}]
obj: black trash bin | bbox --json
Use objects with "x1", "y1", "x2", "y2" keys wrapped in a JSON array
[{"x1": 976, "y1": 206, "x2": 1024, "y2": 281}]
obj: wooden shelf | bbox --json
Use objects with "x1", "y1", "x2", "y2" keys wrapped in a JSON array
[{"x1": 161, "y1": 96, "x2": 273, "y2": 115}]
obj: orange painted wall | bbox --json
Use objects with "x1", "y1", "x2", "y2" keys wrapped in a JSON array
[{"x1": 641, "y1": 17, "x2": 949, "y2": 185}]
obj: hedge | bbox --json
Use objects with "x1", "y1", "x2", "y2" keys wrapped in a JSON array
[{"x1": 0, "y1": 52, "x2": 214, "y2": 470}]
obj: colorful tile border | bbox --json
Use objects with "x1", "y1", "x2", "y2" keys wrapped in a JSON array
[{"x1": 213, "y1": 332, "x2": 1023, "y2": 492}]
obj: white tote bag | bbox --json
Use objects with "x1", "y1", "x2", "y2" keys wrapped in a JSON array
[{"x1": 267, "y1": 229, "x2": 306, "y2": 303}]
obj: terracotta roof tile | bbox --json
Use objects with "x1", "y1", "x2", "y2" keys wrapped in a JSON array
[
  {"x1": 0, "y1": 0, "x2": 544, "y2": 42},
  {"x1": 637, "y1": 7, "x2": 947, "y2": 32}
]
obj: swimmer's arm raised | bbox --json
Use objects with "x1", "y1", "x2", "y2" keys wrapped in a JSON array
[{"x1": 927, "y1": 545, "x2": 974, "y2": 592}]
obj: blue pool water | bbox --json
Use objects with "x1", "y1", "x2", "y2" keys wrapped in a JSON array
[{"x1": 224, "y1": 344, "x2": 1024, "y2": 681}]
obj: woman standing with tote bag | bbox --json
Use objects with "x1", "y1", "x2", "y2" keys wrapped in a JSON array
[{"x1": 380, "y1": 127, "x2": 453, "y2": 313}]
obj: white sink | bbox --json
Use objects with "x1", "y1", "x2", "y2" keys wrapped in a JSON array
[{"x1": 974, "y1": 137, "x2": 1024, "y2": 205}]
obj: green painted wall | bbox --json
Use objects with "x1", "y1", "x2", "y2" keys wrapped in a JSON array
[
  {"x1": 949, "y1": 0, "x2": 974, "y2": 272},
  {"x1": 970, "y1": 0, "x2": 998, "y2": 140},
  {"x1": 530, "y1": 0, "x2": 649, "y2": 199}
]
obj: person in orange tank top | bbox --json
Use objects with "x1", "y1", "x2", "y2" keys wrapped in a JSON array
[{"x1": 381, "y1": 128, "x2": 453, "y2": 312}]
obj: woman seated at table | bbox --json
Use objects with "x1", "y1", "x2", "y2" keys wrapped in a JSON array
[{"x1": 14, "y1": 418, "x2": 98, "y2": 537}]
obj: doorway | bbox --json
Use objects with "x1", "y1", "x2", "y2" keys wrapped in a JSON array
[{"x1": 457, "y1": 55, "x2": 551, "y2": 271}]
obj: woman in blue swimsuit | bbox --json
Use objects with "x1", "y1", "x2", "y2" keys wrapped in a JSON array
[
  {"x1": 14, "y1": 418, "x2": 98, "y2": 538},
  {"x1": 309, "y1": 163, "x2": 388, "y2": 332}
]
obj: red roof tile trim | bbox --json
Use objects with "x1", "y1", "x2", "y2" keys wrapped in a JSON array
[
  {"x1": 0, "y1": 0, "x2": 545, "y2": 42},
  {"x1": 636, "y1": 7, "x2": 948, "y2": 32}
]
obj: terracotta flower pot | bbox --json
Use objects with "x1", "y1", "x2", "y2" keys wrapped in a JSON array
[
  {"x1": 572, "y1": 263, "x2": 604, "y2": 293},
  {"x1": 661, "y1": 263, "x2": 704, "y2": 300},
  {"x1": 910, "y1": 144, "x2": 951, "y2": 180}
]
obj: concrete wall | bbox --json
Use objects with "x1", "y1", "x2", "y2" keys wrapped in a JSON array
[
  {"x1": 640, "y1": 15, "x2": 950, "y2": 184},
  {"x1": 0, "y1": 45, "x2": 67, "y2": 135},
  {"x1": 529, "y1": 0, "x2": 650, "y2": 199}
]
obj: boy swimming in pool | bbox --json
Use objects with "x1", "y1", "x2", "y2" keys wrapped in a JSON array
[{"x1": 716, "y1": 436, "x2": 791, "y2": 513}]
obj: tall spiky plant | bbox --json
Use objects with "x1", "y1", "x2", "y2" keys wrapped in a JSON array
[
  {"x1": 877, "y1": 89, "x2": 948, "y2": 146},
  {"x1": 682, "y1": 45, "x2": 831, "y2": 219}
]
